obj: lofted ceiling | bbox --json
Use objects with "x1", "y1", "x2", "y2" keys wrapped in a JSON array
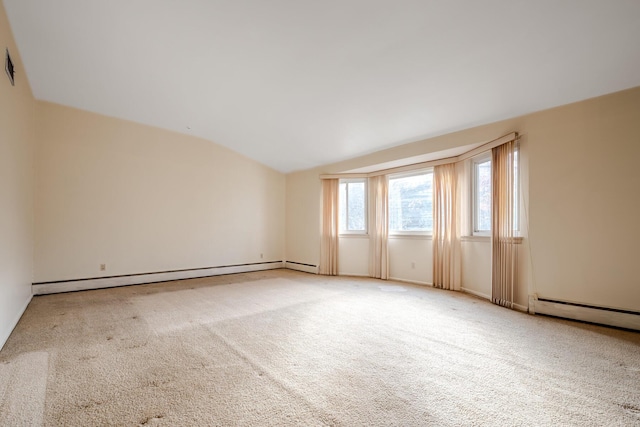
[{"x1": 4, "y1": 0, "x2": 640, "y2": 173}]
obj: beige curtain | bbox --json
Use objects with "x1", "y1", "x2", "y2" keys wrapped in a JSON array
[
  {"x1": 433, "y1": 163, "x2": 461, "y2": 290},
  {"x1": 319, "y1": 179, "x2": 339, "y2": 275},
  {"x1": 369, "y1": 175, "x2": 389, "y2": 279},
  {"x1": 491, "y1": 140, "x2": 517, "y2": 307}
]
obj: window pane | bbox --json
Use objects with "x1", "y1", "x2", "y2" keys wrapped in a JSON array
[
  {"x1": 339, "y1": 180, "x2": 366, "y2": 232},
  {"x1": 339, "y1": 182, "x2": 347, "y2": 231},
  {"x1": 389, "y1": 173, "x2": 433, "y2": 232},
  {"x1": 347, "y1": 182, "x2": 365, "y2": 231},
  {"x1": 476, "y1": 160, "x2": 491, "y2": 231}
]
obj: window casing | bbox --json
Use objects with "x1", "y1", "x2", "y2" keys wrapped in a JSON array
[
  {"x1": 472, "y1": 154, "x2": 492, "y2": 236},
  {"x1": 339, "y1": 179, "x2": 367, "y2": 234},
  {"x1": 388, "y1": 170, "x2": 433, "y2": 235},
  {"x1": 471, "y1": 147, "x2": 520, "y2": 236}
]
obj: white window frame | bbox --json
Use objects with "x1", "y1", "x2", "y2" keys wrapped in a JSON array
[
  {"x1": 471, "y1": 148, "x2": 521, "y2": 237},
  {"x1": 339, "y1": 178, "x2": 368, "y2": 235},
  {"x1": 472, "y1": 153, "x2": 492, "y2": 236},
  {"x1": 388, "y1": 169, "x2": 434, "y2": 236},
  {"x1": 512, "y1": 145, "x2": 521, "y2": 235}
]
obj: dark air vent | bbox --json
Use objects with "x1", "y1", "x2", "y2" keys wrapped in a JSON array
[{"x1": 5, "y1": 48, "x2": 15, "y2": 86}]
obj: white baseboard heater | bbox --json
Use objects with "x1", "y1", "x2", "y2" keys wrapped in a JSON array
[
  {"x1": 284, "y1": 261, "x2": 318, "y2": 274},
  {"x1": 33, "y1": 261, "x2": 284, "y2": 295},
  {"x1": 530, "y1": 296, "x2": 640, "y2": 331}
]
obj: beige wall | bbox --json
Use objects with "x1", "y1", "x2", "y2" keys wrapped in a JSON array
[
  {"x1": 388, "y1": 237, "x2": 432, "y2": 285},
  {"x1": 0, "y1": 2, "x2": 35, "y2": 348},
  {"x1": 338, "y1": 237, "x2": 369, "y2": 277},
  {"x1": 526, "y1": 88, "x2": 640, "y2": 311},
  {"x1": 35, "y1": 102, "x2": 285, "y2": 283},
  {"x1": 286, "y1": 86, "x2": 640, "y2": 312},
  {"x1": 285, "y1": 169, "x2": 321, "y2": 266}
]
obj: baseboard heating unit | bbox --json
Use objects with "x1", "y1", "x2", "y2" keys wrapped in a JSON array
[
  {"x1": 530, "y1": 295, "x2": 640, "y2": 331},
  {"x1": 284, "y1": 261, "x2": 318, "y2": 274},
  {"x1": 33, "y1": 261, "x2": 284, "y2": 295}
]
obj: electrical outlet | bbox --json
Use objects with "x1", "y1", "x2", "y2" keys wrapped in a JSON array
[
  {"x1": 411, "y1": 262, "x2": 415, "y2": 269},
  {"x1": 260, "y1": 253, "x2": 263, "y2": 259},
  {"x1": 100, "y1": 264, "x2": 106, "y2": 271}
]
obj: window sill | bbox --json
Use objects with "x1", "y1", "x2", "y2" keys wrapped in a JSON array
[
  {"x1": 339, "y1": 233, "x2": 370, "y2": 239},
  {"x1": 461, "y1": 235, "x2": 524, "y2": 244},
  {"x1": 502, "y1": 236, "x2": 524, "y2": 244},
  {"x1": 462, "y1": 235, "x2": 490, "y2": 242},
  {"x1": 388, "y1": 234, "x2": 433, "y2": 240}
]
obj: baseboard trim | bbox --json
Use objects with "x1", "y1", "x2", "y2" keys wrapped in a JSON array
[
  {"x1": 513, "y1": 303, "x2": 528, "y2": 313},
  {"x1": 389, "y1": 277, "x2": 431, "y2": 286},
  {"x1": 462, "y1": 288, "x2": 528, "y2": 312},
  {"x1": 32, "y1": 262, "x2": 284, "y2": 295},
  {"x1": 284, "y1": 262, "x2": 318, "y2": 274},
  {"x1": 0, "y1": 293, "x2": 33, "y2": 352},
  {"x1": 461, "y1": 287, "x2": 490, "y2": 300},
  {"x1": 531, "y1": 296, "x2": 640, "y2": 331}
]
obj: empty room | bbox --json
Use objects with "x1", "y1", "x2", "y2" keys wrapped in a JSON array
[{"x1": 1, "y1": 0, "x2": 639, "y2": 425}]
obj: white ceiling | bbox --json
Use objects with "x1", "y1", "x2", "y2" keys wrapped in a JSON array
[{"x1": 4, "y1": 1, "x2": 640, "y2": 173}]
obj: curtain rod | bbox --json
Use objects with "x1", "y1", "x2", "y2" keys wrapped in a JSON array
[{"x1": 455, "y1": 132, "x2": 518, "y2": 162}]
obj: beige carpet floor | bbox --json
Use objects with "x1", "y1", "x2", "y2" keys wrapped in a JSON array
[{"x1": 0, "y1": 270, "x2": 639, "y2": 426}]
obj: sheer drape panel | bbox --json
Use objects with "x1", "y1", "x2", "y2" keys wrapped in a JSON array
[
  {"x1": 491, "y1": 141, "x2": 517, "y2": 307},
  {"x1": 319, "y1": 179, "x2": 339, "y2": 275},
  {"x1": 433, "y1": 163, "x2": 461, "y2": 290},
  {"x1": 368, "y1": 175, "x2": 389, "y2": 279}
]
